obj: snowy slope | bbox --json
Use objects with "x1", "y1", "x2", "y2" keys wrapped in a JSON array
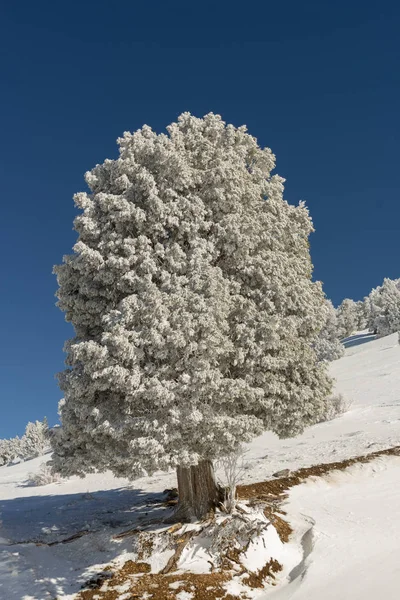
[
  {"x1": 0, "y1": 332, "x2": 400, "y2": 598},
  {"x1": 242, "y1": 331, "x2": 400, "y2": 482},
  {"x1": 267, "y1": 457, "x2": 400, "y2": 600}
]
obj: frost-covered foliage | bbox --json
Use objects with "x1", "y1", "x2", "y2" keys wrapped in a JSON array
[
  {"x1": 0, "y1": 437, "x2": 23, "y2": 466},
  {"x1": 22, "y1": 419, "x2": 50, "y2": 459},
  {"x1": 52, "y1": 112, "x2": 332, "y2": 480},
  {"x1": 333, "y1": 278, "x2": 400, "y2": 340},
  {"x1": 314, "y1": 299, "x2": 344, "y2": 362},
  {"x1": 365, "y1": 286, "x2": 381, "y2": 333},
  {"x1": 365, "y1": 279, "x2": 400, "y2": 338},
  {"x1": 27, "y1": 461, "x2": 63, "y2": 486},
  {"x1": 355, "y1": 300, "x2": 367, "y2": 330},
  {"x1": 319, "y1": 393, "x2": 352, "y2": 422},
  {"x1": 336, "y1": 299, "x2": 358, "y2": 339},
  {"x1": 375, "y1": 279, "x2": 400, "y2": 337},
  {"x1": 0, "y1": 419, "x2": 50, "y2": 467}
]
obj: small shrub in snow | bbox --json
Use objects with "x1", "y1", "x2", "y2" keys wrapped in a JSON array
[
  {"x1": 27, "y1": 462, "x2": 63, "y2": 486},
  {"x1": 202, "y1": 506, "x2": 275, "y2": 571},
  {"x1": 216, "y1": 447, "x2": 249, "y2": 513},
  {"x1": 319, "y1": 394, "x2": 352, "y2": 422}
]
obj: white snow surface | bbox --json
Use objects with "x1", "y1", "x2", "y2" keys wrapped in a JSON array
[
  {"x1": 0, "y1": 331, "x2": 400, "y2": 598},
  {"x1": 267, "y1": 456, "x2": 400, "y2": 600}
]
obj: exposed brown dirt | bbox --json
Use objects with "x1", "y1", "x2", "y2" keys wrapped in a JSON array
[
  {"x1": 243, "y1": 558, "x2": 283, "y2": 589},
  {"x1": 238, "y1": 443, "x2": 400, "y2": 502},
  {"x1": 78, "y1": 568, "x2": 234, "y2": 600},
  {"x1": 262, "y1": 507, "x2": 293, "y2": 543},
  {"x1": 76, "y1": 445, "x2": 400, "y2": 600}
]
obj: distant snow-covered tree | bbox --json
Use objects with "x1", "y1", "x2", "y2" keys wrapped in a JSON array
[
  {"x1": 364, "y1": 279, "x2": 400, "y2": 337},
  {"x1": 0, "y1": 439, "x2": 12, "y2": 466},
  {"x1": 0, "y1": 418, "x2": 49, "y2": 466},
  {"x1": 314, "y1": 299, "x2": 344, "y2": 362},
  {"x1": 51, "y1": 112, "x2": 332, "y2": 520},
  {"x1": 0, "y1": 437, "x2": 23, "y2": 466},
  {"x1": 365, "y1": 286, "x2": 381, "y2": 334},
  {"x1": 21, "y1": 418, "x2": 50, "y2": 460},
  {"x1": 355, "y1": 300, "x2": 368, "y2": 330},
  {"x1": 336, "y1": 298, "x2": 358, "y2": 339},
  {"x1": 373, "y1": 278, "x2": 400, "y2": 337}
]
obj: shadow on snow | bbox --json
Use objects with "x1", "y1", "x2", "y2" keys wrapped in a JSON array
[
  {"x1": 342, "y1": 332, "x2": 376, "y2": 349},
  {"x1": 0, "y1": 485, "x2": 172, "y2": 599}
]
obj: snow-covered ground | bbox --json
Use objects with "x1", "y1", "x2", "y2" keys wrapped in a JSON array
[
  {"x1": 268, "y1": 456, "x2": 400, "y2": 600},
  {"x1": 244, "y1": 331, "x2": 400, "y2": 482},
  {"x1": 1, "y1": 331, "x2": 400, "y2": 599}
]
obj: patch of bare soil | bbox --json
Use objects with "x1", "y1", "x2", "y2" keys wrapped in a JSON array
[
  {"x1": 262, "y1": 507, "x2": 293, "y2": 543},
  {"x1": 243, "y1": 559, "x2": 282, "y2": 589},
  {"x1": 79, "y1": 568, "x2": 234, "y2": 600},
  {"x1": 238, "y1": 444, "x2": 400, "y2": 502},
  {"x1": 76, "y1": 445, "x2": 400, "y2": 600}
]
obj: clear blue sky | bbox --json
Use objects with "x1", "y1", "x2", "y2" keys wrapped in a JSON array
[{"x1": 1, "y1": 0, "x2": 399, "y2": 438}]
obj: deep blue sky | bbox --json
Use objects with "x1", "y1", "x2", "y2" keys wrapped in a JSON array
[{"x1": 1, "y1": 0, "x2": 399, "y2": 437}]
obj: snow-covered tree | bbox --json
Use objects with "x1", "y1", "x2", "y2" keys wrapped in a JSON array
[
  {"x1": 364, "y1": 279, "x2": 400, "y2": 337},
  {"x1": 0, "y1": 439, "x2": 11, "y2": 466},
  {"x1": 21, "y1": 418, "x2": 50, "y2": 460},
  {"x1": 355, "y1": 300, "x2": 367, "y2": 330},
  {"x1": 0, "y1": 437, "x2": 23, "y2": 466},
  {"x1": 52, "y1": 112, "x2": 332, "y2": 520},
  {"x1": 372, "y1": 278, "x2": 400, "y2": 337},
  {"x1": 314, "y1": 299, "x2": 344, "y2": 362},
  {"x1": 336, "y1": 298, "x2": 358, "y2": 339},
  {"x1": 0, "y1": 418, "x2": 49, "y2": 466},
  {"x1": 365, "y1": 286, "x2": 381, "y2": 333}
]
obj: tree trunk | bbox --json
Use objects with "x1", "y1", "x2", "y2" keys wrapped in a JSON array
[{"x1": 171, "y1": 460, "x2": 223, "y2": 522}]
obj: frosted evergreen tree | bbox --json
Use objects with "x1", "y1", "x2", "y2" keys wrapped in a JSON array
[
  {"x1": 0, "y1": 437, "x2": 23, "y2": 466},
  {"x1": 52, "y1": 113, "x2": 332, "y2": 520},
  {"x1": 0, "y1": 419, "x2": 49, "y2": 466},
  {"x1": 364, "y1": 279, "x2": 400, "y2": 337},
  {"x1": 336, "y1": 298, "x2": 358, "y2": 339},
  {"x1": 365, "y1": 286, "x2": 381, "y2": 333},
  {"x1": 0, "y1": 439, "x2": 11, "y2": 466},
  {"x1": 373, "y1": 278, "x2": 400, "y2": 337},
  {"x1": 355, "y1": 300, "x2": 367, "y2": 330},
  {"x1": 314, "y1": 299, "x2": 344, "y2": 362},
  {"x1": 21, "y1": 418, "x2": 49, "y2": 460}
]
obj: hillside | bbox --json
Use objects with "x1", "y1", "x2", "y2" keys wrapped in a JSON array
[{"x1": 1, "y1": 332, "x2": 399, "y2": 599}]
